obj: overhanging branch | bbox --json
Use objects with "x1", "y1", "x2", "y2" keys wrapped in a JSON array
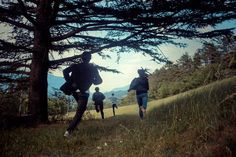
[{"x1": 17, "y1": 0, "x2": 37, "y2": 26}]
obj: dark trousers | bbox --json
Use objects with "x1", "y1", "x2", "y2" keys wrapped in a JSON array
[
  {"x1": 67, "y1": 92, "x2": 89, "y2": 133},
  {"x1": 112, "y1": 104, "x2": 118, "y2": 116},
  {"x1": 95, "y1": 102, "x2": 104, "y2": 119}
]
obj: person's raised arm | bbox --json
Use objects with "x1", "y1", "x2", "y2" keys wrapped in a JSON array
[
  {"x1": 128, "y1": 78, "x2": 137, "y2": 92},
  {"x1": 93, "y1": 67, "x2": 102, "y2": 85}
]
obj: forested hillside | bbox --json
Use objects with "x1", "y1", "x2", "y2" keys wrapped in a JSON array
[{"x1": 121, "y1": 36, "x2": 236, "y2": 106}]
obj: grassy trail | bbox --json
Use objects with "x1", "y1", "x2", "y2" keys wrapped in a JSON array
[{"x1": 1, "y1": 77, "x2": 236, "y2": 157}]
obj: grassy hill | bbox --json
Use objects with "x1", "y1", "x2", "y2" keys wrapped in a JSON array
[{"x1": 1, "y1": 77, "x2": 235, "y2": 157}]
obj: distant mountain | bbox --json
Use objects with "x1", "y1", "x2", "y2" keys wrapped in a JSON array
[
  {"x1": 111, "y1": 85, "x2": 129, "y2": 92},
  {"x1": 48, "y1": 74, "x2": 65, "y2": 95},
  {"x1": 104, "y1": 85, "x2": 129, "y2": 99}
]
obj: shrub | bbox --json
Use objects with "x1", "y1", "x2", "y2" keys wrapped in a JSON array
[
  {"x1": 48, "y1": 91, "x2": 68, "y2": 121},
  {"x1": 0, "y1": 92, "x2": 23, "y2": 128},
  {"x1": 48, "y1": 98, "x2": 67, "y2": 121},
  {"x1": 82, "y1": 110, "x2": 95, "y2": 120}
]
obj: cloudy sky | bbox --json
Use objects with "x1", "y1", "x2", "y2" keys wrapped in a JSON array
[
  {"x1": 51, "y1": 38, "x2": 202, "y2": 92},
  {"x1": 1, "y1": 22, "x2": 202, "y2": 92},
  {"x1": 90, "y1": 39, "x2": 202, "y2": 92},
  {"x1": 79, "y1": 20, "x2": 235, "y2": 92}
]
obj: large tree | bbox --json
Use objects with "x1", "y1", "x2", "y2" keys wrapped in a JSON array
[{"x1": 0, "y1": 0, "x2": 235, "y2": 123}]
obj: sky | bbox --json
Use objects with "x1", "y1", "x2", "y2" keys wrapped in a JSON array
[
  {"x1": 91, "y1": 39, "x2": 202, "y2": 92},
  {"x1": 81, "y1": 20, "x2": 236, "y2": 92},
  {"x1": 0, "y1": 21, "x2": 203, "y2": 93},
  {"x1": 51, "y1": 38, "x2": 203, "y2": 92},
  {"x1": 1, "y1": 15, "x2": 235, "y2": 93}
]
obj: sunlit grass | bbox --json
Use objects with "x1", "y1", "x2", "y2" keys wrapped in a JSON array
[
  {"x1": 67, "y1": 103, "x2": 139, "y2": 119},
  {"x1": 1, "y1": 76, "x2": 235, "y2": 157}
]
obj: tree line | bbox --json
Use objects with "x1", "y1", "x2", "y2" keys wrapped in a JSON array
[{"x1": 151, "y1": 36, "x2": 236, "y2": 98}]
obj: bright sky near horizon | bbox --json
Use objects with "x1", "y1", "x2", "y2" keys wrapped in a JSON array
[
  {"x1": 51, "y1": 38, "x2": 203, "y2": 92},
  {"x1": 92, "y1": 39, "x2": 202, "y2": 92}
]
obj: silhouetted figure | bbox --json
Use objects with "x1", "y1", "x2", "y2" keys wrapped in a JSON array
[
  {"x1": 110, "y1": 93, "x2": 118, "y2": 116},
  {"x1": 61, "y1": 52, "x2": 102, "y2": 137},
  {"x1": 92, "y1": 87, "x2": 105, "y2": 119},
  {"x1": 128, "y1": 68, "x2": 149, "y2": 119}
]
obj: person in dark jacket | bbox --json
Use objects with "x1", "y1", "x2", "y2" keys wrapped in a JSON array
[
  {"x1": 62, "y1": 52, "x2": 102, "y2": 137},
  {"x1": 92, "y1": 87, "x2": 106, "y2": 119},
  {"x1": 128, "y1": 68, "x2": 149, "y2": 119}
]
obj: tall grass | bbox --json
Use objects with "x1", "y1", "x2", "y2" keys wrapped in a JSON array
[
  {"x1": 0, "y1": 77, "x2": 235, "y2": 157},
  {"x1": 146, "y1": 77, "x2": 236, "y2": 156}
]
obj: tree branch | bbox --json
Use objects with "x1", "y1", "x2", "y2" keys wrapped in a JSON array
[
  {"x1": 51, "y1": 23, "x2": 107, "y2": 41},
  {"x1": 50, "y1": 0, "x2": 61, "y2": 24},
  {"x1": 0, "y1": 39, "x2": 33, "y2": 53},
  {"x1": 0, "y1": 16, "x2": 34, "y2": 31},
  {"x1": 17, "y1": 0, "x2": 37, "y2": 26}
]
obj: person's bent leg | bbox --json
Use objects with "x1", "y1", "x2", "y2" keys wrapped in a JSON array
[
  {"x1": 100, "y1": 104, "x2": 104, "y2": 119},
  {"x1": 136, "y1": 94, "x2": 143, "y2": 119},
  {"x1": 139, "y1": 107, "x2": 144, "y2": 119},
  {"x1": 140, "y1": 93, "x2": 148, "y2": 118},
  {"x1": 112, "y1": 105, "x2": 115, "y2": 116},
  {"x1": 141, "y1": 93, "x2": 148, "y2": 110},
  {"x1": 95, "y1": 104, "x2": 99, "y2": 113},
  {"x1": 72, "y1": 92, "x2": 79, "y2": 102},
  {"x1": 66, "y1": 92, "x2": 89, "y2": 134}
]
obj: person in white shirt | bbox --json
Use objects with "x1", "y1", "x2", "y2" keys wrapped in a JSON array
[{"x1": 110, "y1": 93, "x2": 118, "y2": 116}]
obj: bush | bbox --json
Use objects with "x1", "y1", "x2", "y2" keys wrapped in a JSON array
[
  {"x1": 0, "y1": 92, "x2": 22, "y2": 128},
  {"x1": 48, "y1": 91, "x2": 68, "y2": 121},
  {"x1": 82, "y1": 110, "x2": 95, "y2": 120},
  {"x1": 48, "y1": 98, "x2": 67, "y2": 121},
  {"x1": 158, "y1": 83, "x2": 170, "y2": 98}
]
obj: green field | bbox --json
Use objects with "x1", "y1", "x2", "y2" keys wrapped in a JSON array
[{"x1": 1, "y1": 77, "x2": 236, "y2": 157}]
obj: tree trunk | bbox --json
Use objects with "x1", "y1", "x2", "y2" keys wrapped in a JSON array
[
  {"x1": 28, "y1": 1, "x2": 51, "y2": 123},
  {"x1": 29, "y1": 30, "x2": 49, "y2": 122}
]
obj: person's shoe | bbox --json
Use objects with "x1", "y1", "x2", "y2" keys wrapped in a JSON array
[
  {"x1": 143, "y1": 109, "x2": 146, "y2": 118},
  {"x1": 140, "y1": 106, "x2": 145, "y2": 113},
  {"x1": 64, "y1": 131, "x2": 70, "y2": 137},
  {"x1": 140, "y1": 106, "x2": 146, "y2": 119}
]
